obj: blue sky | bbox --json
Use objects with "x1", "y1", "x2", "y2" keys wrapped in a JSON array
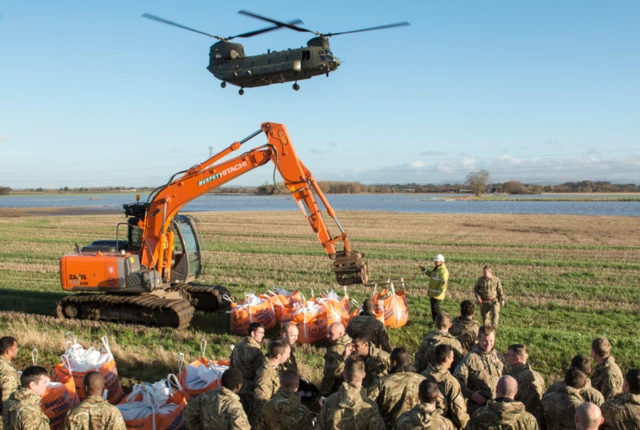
[{"x1": 1, "y1": 0, "x2": 639, "y2": 188}]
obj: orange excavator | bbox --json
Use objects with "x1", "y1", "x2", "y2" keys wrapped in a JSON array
[{"x1": 58, "y1": 122, "x2": 369, "y2": 329}]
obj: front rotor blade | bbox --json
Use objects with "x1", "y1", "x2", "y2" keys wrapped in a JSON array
[
  {"x1": 327, "y1": 21, "x2": 410, "y2": 37},
  {"x1": 142, "y1": 13, "x2": 222, "y2": 40},
  {"x1": 230, "y1": 18, "x2": 304, "y2": 39},
  {"x1": 238, "y1": 10, "x2": 316, "y2": 34}
]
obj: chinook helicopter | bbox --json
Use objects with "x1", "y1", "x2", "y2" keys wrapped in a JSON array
[{"x1": 142, "y1": 11, "x2": 410, "y2": 95}]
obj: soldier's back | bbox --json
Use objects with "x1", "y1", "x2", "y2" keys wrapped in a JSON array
[
  {"x1": 601, "y1": 393, "x2": 640, "y2": 430},
  {"x1": 347, "y1": 314, "x2": 392, "y2": 353},
  {"x1": 449, "y1": 317, "x2": 479, "y2": 352},
  {"x1": 183, "y1": 387, "x2": 250, "y2": 430},
  {"x1": 4, "y1": 388, "x2": 50, "y2": 430},
  {"x1": 422, "y1": 365, "x2": 469, "y2": 429},
  {"x1": 592, "y1": 356, "x2": 624, "y2": 401},
  {"x1": 65, "y1": 396, "x2": 126, "y2": 430},
  {"x1": 363, "y1": 347, "x2": 391, "y2": 390},
  {"x1": 541, "y1": 385, "x2": 582, "y2": 430},
  {"x1": 507, "y1": 364, "x2": 545, "y2": 421},
  {"x1": 469, "y1": 400, "x2": 538, "y2": 430},
  {"x1": 256, "y1": 389, "x2": 313, "y2": 430},
  {"x1": 369, "y1": 370, "x2": 425, "y2": 429},
  {"x1": 415, "y1": 331, "x2": 464, "y2": 373},
  {"x1": 394, "y1": 403, "x2": 454, "y2": 430},
  {"x1": 318, "y1": 382, "x2": 385, "y2": 430}
]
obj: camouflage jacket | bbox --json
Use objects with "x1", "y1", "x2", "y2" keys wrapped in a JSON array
[
  {"x1": 601, "y1": 392, "x2": 640, "y2": 430},
  {"x1": 592, "y1": 356, "x2": 624, "y2": 401},
  {"x1": 317, "y1": 382, "x2": 385, "y2": 430},
  {"x1": 230, "y1": 336, "x2": 264, "y2": 389},
  {"x1": 454, "y1": 345, "x2": 504, "y2": 401},
  {"x1": 393, "y1": 403, "x2": 455, "y2": 430},
  {"x1": 0, "y1": 357, "x2": 19, "y2": 410},
  {"x1": 506, "y1": 364, "x2": 545, "y2": 422},
  {"x1": 367, "y1": 367, "x2": 425, "y2": 429},
  {"x1": 3, "y1": 387, "x2": 50, "y2": 430},
  {"x1": 541, "y1": 384, "x2": 583, "y2": 430},
  {"x1": 182, "y1": 386, "x2": 250, "y2": 430},
  {"x1": 547, "y1": 379, "x2": 605, "y2": 407},
  {"x1": 422, "y1": 364, "x2": 469, "y2": 429},
  {"x1": 363, "y1": 345, "x2": 391, "y2": 391},
  {"x1": 279, "y1": 345, "x2": 298, "y2": 374},
  {"x1": 469, "y1": 399, "x2": 538, "y2": 430},
  {"x1": 449, "y1": 317, "x2": 479, "y2": 352},
  {"x1": 473, "y1": 276, "x2": 504, "y2": 301},
  {"x1": 320, "y1": 334, "x2": 352, "y2": 397},
  {"x1": 347, "y1": 313, "x2": 392, "y2": 353},
  {"x1": 415, "y1": 330, "x2": 465, "y2": 373},
  {"x1": 64, "y1": 396, "x2": 126, "y2": 430},
  {"x1": 253, "y1": 359, "x2": 281, "y2": 419},
  {"x1": 255, "y1": 388, "x2": 313, "y2": 430}
]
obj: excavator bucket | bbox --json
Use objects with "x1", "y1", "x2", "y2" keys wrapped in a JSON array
[{"x1": 332, "y1": 250, "x2": 369, "y2": 286}]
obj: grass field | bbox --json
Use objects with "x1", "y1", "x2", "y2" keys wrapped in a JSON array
[{"x1": 0, "y1": 209, "x2": 639, "y2": 389}]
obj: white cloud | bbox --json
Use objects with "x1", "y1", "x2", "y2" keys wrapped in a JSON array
[
  {"x1": 310, "y1": 148, "x2": 323, "y2": 154},
  {"x1": 420, "y1": 150, "x2": 447, "y2": 156},
  {"x1": 408, "y1": 160, "x2": 425, "y2": 168},
  {"x1": 0, "y1": 134, "x2": 10, "y2": 142},
  {"x1": 520, "y1": 145, "x2": 529, "y2": 150}
]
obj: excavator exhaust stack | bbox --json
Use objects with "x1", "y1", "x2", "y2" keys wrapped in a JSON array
[{"x1": 332, "y1": 250, "x2": 369, "y2": 286}]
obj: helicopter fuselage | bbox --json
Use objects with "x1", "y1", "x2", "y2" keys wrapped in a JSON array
[{"x1": 207, "y1": 39, "x2": 340, "y2": 88}]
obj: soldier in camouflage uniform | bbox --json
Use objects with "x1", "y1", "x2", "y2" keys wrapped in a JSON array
[
  {"x1": 252, "y1": 339, "x2": 290, "y2": 424},
  {"x1": 352, "y1": 332, "x2": 391, "y2": 391},
  {"x1": 3, "y1": 366, "x2": 50, "y2": 430},
  {"x1": 469, "y1": 375, "x2": 538, "y2": 430},
  {"x1": 473, "y1": 265, "x2": 505, "y2": 328},
  {"x1": 230, "y1": 322, "x2": 265, "y2": 412},
  {"x1": 574, "y1": 402, "x2": 604, "y2": 430},
  {"x1": 454, "y1": 325, "x2": 504, "y2": 414},
  {"x1": 601, "y1": 368, "x2": 640, "y2": 430},
  {"x1": 256, "y1": 369, "x2": 313, "y2": 430},
  {"x1": 541, "y1": 367, "x2": 586, "y2": 430},
  {"x1": 278, "y1": 322, "x2": 299, "y2": 373},
  {"x1": 450, "y1": 300, "x2": 479, "y2": 352},
  {"x1": 547, "y1": 355, "x2": 605, "y2": 406},
  {"x1": 422, "y1": 344, "x2": 469, "y2": 429},
  {"x1": 415, "y1": 313, "x2": 466, "y2": 373},
  {"x1": 591, "y1": 337, "x2": 624, "y2": 401},
  {"x1": 367, "y1": 348, "x2": 425, "y2": 429},
  {"x1": 347, "y1": 299, "x2": 392, "y2": 353},
  {"x1": 64, "y1": 372, "x2": 126, "y2": 430},
  {"x1": 318, "y1": 355, "x2": 385, "y2": 430},
  {"x1": 320, "y1": 322, "x2": 351, "y2": 398},
  {"x1": 0, "y1": 337, "x2": 19, "y2": 430},
  {"x1": 394, "y1": 380, "x2": 454, "y2": 430},
  {"x1": 505, "y1": 345, "x2": 545, "y2": 425},
  {"x1": 183, "y1": 368, "x2": 250, "y2": 430}
]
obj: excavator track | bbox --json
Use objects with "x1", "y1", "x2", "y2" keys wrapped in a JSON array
[
  {"x1": 176, "y1": 283, "x2": 231, "y2": 312},
  {"x1": 56, "y1": 293, "x2": 195, "y2": 330}
]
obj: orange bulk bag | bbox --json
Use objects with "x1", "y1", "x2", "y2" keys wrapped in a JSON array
[
  {"x1": 34, "y1": 351, "x2": 80, "y2": 430},
  {"x1": 227, "y1": 293, "x2": 276, "y2": 335},
  {"x1": 177, "y1": 341, "x2": 230, "y2": 400},
  {"x1": 117, "y1": 375, "x2": 187, "y2": 430},
  {"x1": 321, "y1": 288, "x2": 351, "y2": 328},
  {"x1": 373, "y1": 281, "x2": 409, "y2": 328},
  {"x1": 288, "y1": 298, "x2": 328, "y2": 344},
  {"x1": 263, "y1": 289, "x2": 304, "y2": 322},
  {"x1": 62, "y1": 333, "x2": 125, "y2": 404}
]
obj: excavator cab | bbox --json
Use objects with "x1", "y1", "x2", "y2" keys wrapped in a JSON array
[{"x1": 168, "y1": 215, "x2": 203, "y2": 284}]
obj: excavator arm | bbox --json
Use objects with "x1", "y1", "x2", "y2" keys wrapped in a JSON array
[{"x1": 140, "y1": 122, "x2": 369, "y2": 285}]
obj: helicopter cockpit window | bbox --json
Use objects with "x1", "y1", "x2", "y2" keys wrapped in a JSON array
[{"x1": 302, "y1": 51, "x2": 310, "y2": 61}]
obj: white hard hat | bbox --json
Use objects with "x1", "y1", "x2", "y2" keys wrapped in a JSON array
[{"x1": 433, "y1": 254, "x2": 445, "y2": 262}]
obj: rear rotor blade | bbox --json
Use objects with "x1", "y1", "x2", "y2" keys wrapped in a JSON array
[
  {"x1": 142, "y1": 13, "x2": 223, "y2": 40},
  {"x1": 327, "y1": 21, "x2": 410, "y2": 37},
  {"x1": 238, "y1": 10, "x2": 316, "y2": 34},
  {"x1": 230, "y1": 18, "x2": 304, "y2": 39}
]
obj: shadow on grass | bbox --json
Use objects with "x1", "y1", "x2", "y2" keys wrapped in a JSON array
[{"x1": 0, "y1": 288, "x2": 67, "y2": 316}]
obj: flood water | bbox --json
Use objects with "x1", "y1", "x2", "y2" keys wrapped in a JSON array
[{"x1": 1, "y1": 193, "x2": 638, "y2": 217}]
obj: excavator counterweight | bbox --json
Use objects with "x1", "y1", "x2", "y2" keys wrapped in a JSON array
[{"x1": 57, "y1": 122, "x2": 369, "y2": 329}]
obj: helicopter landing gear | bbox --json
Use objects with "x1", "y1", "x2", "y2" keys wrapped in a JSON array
[
  {"x1": 292, "y1": 82, "x2": 300, "y2": 91},
  {"x1": 221, "y1": 82, "x2": 226, "y2": 88},
  {"x1": 239, "y1": 88, "x2": 245, "y2": 95}
]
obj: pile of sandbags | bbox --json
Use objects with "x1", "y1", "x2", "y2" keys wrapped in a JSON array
[
  {"x1": 227, "y1": 293, "x2": 276, "y2": 335},
  {"x1": 58, "y1": 333, "x2": 124, "y2": 404},
  {"x1": 373, "y1": 279, "x2": 409, "y2": 328},
  {"x1": 262, "y1": 288, "x2": 304, "y2": 322},
  {"x1": 117, "y1": 375, "x2": 186, "y2": 430},
  {"x1": 285, "y1": 288, "x2": 352, "y2": 344},
  {"x1": 177, "y1": 340, "x2": 229, "y2": 400}
]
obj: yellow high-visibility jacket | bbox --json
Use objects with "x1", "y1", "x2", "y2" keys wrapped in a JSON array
[{"x1": 424, "y1": 264, "x2": 449, "y2": 300}]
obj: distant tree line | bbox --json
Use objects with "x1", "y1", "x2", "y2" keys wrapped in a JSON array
[{"x1": 0, "y1": 187, "x2": 11, "y2": 196}]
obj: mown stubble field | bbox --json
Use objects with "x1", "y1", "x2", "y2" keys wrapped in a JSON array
[{"x1": 0, "y1": 209, "x2": 639, "y2": 388}]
